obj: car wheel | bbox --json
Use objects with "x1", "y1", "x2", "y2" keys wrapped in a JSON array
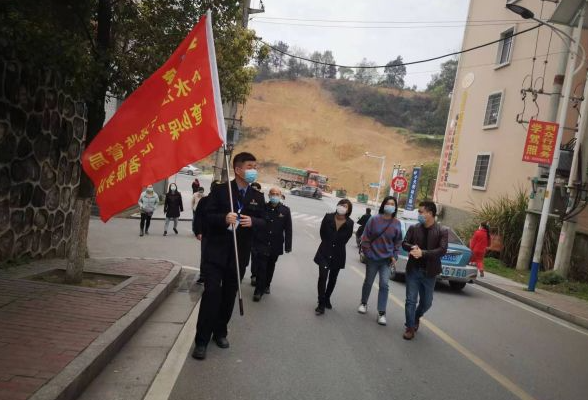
[
  {"x1": 449, "y1": 281, "x2": 467, "y2": 291},
  {"x1": 286, "y1": 182, "x2": 293, "y2": 189},
  {"x1": 280, "y1": 180, "x2": 286, "y2": 188},
  {"x1": 189, "y1": 171, "x2": 194, "y2": 175}
]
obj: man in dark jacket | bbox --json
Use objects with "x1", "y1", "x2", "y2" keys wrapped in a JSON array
[
  {"x1": 192, "y1": 153, "x2": 266, "y2": 360},
  {"x1": 193, "y1": 181, "x2": 220, "y2": 285},
  {"x1": 401, "y1": 201, "x2": 448, "y2": 340},
  {"x1": 251, "y1": 187, "x2": 292, "y2": 301}
]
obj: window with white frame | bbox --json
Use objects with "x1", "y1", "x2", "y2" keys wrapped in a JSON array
[
  {"x1": 496, "y1": 27, "x2": 515, "y2": 66},
  {"x1": 472, "y1": 153, "x2": 492, "y2": 190},
  {"x1": 483, "y1": 91, "x2": 503, "y2": 128}
]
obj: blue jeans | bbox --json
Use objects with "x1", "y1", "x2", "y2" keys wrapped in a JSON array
[
  {"x1": 361, "y1": 258, "x2": 391, "y2": 313},
  {"x1": 405, "y1": 268, "x2": 436, "y2": 328}
]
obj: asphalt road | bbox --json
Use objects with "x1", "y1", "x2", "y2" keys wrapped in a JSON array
[{"x1": 88, "y1": 174, "x2": 588, "y2": 400}]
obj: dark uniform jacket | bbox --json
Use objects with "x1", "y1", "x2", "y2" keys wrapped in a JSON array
[
  {"x1": 402, "y1": 222, "x2": 448, "y2": 278},
  {"x1": 193, "y1": 195, "x2": 210, "y2": 237},
  {"x1": 313, "y1": 213, "x2": 354, "y2": 270},
  {"x1": 204, "y1": 180, "x2": 266, "y2": 269},
  {"x1": 252, "y1": 203, "x2": 293, "y2": 257},
  {"x1": 164, "y1": 192, "x2": 183, "y2": 218}
]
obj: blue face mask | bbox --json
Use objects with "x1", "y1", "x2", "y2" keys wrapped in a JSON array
[
  {"x1": 418, "y1": 214, "x2": 426, "y2": 224},
  {"x1": 269, "y1": 196, "x2": 281, "y2": 205},
  {"x1": 384, "y1": 205, "x2": 396, "y2": 215},
  {"x1": 244, "y1": 169, "x2": 258, "y2": 184}
]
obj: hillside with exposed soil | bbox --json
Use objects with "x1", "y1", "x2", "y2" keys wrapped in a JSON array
[{"x1": 234, "y1": 79, "x2": 440, "y2": 197}]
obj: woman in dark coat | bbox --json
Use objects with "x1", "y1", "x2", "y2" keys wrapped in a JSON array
[
  {"x1": 314, "y1": 199, "x2": 354, "y2": 315},
  {"x1": 164, "y1": 183, "x2": 183, "y2": 236}
]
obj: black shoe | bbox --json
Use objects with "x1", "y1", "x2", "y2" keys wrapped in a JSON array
[
  {"x1": 140, "y1": 230, "x2": 144, "y2": 237},
  {"x1": 173, "y1": 228, "x2": 178, "y2": 234},
  {"x1": 315, "y1": 305, "x2": 325, "y2": 315},
  {"x1": 192, "y1": 345, "x2": 207, "y2": 360},
  {"x1": 250, "y1": 276, "x2": 256, "y2": 286},
  {"x1": 164, "y1": 231, "x2": 167, "y2": 236},
  {"x1": 325, "y1": 298, "x2": 332, "y2": 309},
  {"x1": 213, "y1": 336, "x2": 230, "y2": 349},
  {"x1": 145, "y1": 230, "x2": 149, "y2": 235},
  {"x1": 253, "y1": 293, "x2": 261, "y2": 302},
  {"x1": 264, "y1": 286, "x2": 271, "y2": 294}
]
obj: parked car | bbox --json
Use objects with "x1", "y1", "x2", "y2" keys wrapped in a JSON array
[
  {"x1": 390, "y1": 217, "x2": 475, "y2": 290},
  {"x1": 179, "y1": 165, "x2": 200, "y2": 175},
  {"x1": 290, "y1": 185, "x2": 322, "y2": 199}
]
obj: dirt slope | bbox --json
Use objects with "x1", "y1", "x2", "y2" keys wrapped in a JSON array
[{"x1": 234, "y1": 79, "x2": 439, "y2": 196}]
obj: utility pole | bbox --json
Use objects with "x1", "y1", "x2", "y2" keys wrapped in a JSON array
[
  {"x1": 212, "y1": 0, "x2": 264, "y2": 182},
  {"x1": 516, "y1": 26, "x2": 572, "y2": 271}
]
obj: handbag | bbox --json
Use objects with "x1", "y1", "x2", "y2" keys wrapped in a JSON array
[{"x1": 359, "y1": 219, "x2": 393, "y2": 264}]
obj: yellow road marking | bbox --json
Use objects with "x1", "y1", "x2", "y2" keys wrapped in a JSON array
[{"x1": 350, "y1": 265, "x2": 539, "y2": 400}]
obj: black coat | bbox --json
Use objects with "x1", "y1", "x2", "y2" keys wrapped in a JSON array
[
  {"x1": 252, "y1": 203, "x2": 293, "y2": 257},
  {"x1": 313, "y1": 213, "x2": 354, "y2": 270},
  {"x1": 164, "y1": 192, "x2": 183, "y2": 218},
  {"x1": 402, "y1": 222, "x2": 448, "y2": 278},
  {"x1": 203, "y1": 180, "x2": 266, "y2": 269},
  {"x1": 193, "y1": 195, "x2": 210, "y2": 237}
]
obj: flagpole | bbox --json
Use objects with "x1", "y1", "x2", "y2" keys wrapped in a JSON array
[{"x1": 206, "y1": 9, "x2": 244, "y2": 316}]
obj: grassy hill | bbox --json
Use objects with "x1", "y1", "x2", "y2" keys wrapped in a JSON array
[{"x1": 234, "y1": 79, "x2": 442, "y2": 197}]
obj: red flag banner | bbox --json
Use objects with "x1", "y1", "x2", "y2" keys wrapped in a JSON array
[
  {"x1": 522, "y1": 119, "x2": 559, "y2": 165},
  {"x1": 82, "y1": 12, "x2": 225, "y2": 221}
]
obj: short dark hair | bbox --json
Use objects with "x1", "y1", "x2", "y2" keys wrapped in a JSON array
[
  {"x1": 366, "y1": 208, "x2": 372, "y2": 214},
  {"x1": 337, "y1": 198, "x2": 353, "y2": 217},
  {"x1": 378, "y1": 196, "x2": 398, "y2": 218},
  {"x1": 419, "y1": 201, "x2": 437, "y2": 217},
  {"x1": 233, "y1": 152, "x2": 256, "y2": 169}
]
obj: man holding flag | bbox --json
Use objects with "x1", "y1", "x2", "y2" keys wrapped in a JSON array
[
  {"x1": 80, "y1": 11, "x2": 255, "y2": 359},
  {"x1": 193, "y1": 152, "x2": 265, "y2": 360}
]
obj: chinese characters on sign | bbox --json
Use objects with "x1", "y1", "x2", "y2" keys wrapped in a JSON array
[
  {"x1": 405, "y1": 167, "x2": 422, "y2": 212},
  {"x1": 522, "y1": 120, "x2": 559, "y2": 165},
  {"x1": 391, "y1": 176, "x2": 408, "y2": 194}
]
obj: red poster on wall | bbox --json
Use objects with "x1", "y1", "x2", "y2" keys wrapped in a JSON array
[{"x1": 522, "y1": 119, "x2": 559, "y2": 165}]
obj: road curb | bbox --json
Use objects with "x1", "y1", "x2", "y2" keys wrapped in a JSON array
[
  {"x1": 475, "y1": 279, "x2": 588, "y2": 330},
  {"x1": 29, "y1": 260, "x2": 182, "y2": 400}
]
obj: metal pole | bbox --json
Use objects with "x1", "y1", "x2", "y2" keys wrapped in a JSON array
[
  {"x1": 517, "y1": 26, "x2": 572, "y2": 271},
  {"x1": 224, "y1": 146, "x2": 244, "y2": 315},
  {"x1": 376, "y1": 156, "x2": 385, "y2": 204},
  {"x1": 529, "y1": 9, "x2": 585, "y2": 291}
]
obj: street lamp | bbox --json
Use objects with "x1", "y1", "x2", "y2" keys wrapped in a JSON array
[
  {"x1": 506, "y1": 2, "x2": 587, "y2": 291},
  {"x1": 364, "y1": 152, "x2": 386, "y2": 204}
]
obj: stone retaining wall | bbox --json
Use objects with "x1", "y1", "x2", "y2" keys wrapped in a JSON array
[{"x1": 0, "y1": 55, "x2": 87, "y2": 261}]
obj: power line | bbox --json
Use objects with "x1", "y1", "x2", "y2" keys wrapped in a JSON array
[
  {"x1": 252, "y1": 16, "x2": 545, "y2": 24},
  {"x1": 256, "y1": 24, "x2": 541, "y2": 69},
  {"x1": 251, "y1": 20, "x2": 536, "y2": 29}
]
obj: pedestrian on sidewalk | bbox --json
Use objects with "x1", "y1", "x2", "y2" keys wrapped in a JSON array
[
  {"x1": 192, "y1": 152, "x2": 266, "y2": 360},
  {"x1": 191, "y1": 187, "x2": 205, "y2": 235},
  {"x1": 313, "y1": 199, "x2": 354, "y2": 315},
  {"x1": 193, "y1": 181, "x2": 220, "y2": 285},
  {"x1": 469, "y1": 222, "x2": 490, "y2": 278},
  {"x1": 192, "y1": 177, "x2": 201, "y2": 193},
  {"x1": 164, "y1": 183, "x2": 183, "y2": 236},
  {"x1": 251, "y1": 187, "x2": 292, "y2": 302},
  {"x1": 355, "y1": 207, "x2": 372, "y2": 246},
  {"x1": 138, "y1": 185, "x2": 159, "y2": 237},
  {"x1": 402, "y1": 201, "x2": 448, "y2": 340},
  {"x1": 358, "y1": 197, "x2": 402, "y2": 326}
]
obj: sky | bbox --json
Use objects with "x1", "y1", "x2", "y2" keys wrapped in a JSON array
[{"x1": 247, "y1": 0, "x2": 471, "y2": 89}]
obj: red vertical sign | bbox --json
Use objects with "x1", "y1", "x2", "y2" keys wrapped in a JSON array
[{"x1": 522, "y1": 120, "x2": 559, "y2": 165}]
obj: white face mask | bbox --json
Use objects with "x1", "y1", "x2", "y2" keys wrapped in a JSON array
[{"x1": 336, "y1": 205, "x2": 347, "y2": 216}]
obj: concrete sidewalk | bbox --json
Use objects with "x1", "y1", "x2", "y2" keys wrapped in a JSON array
[
  {"x1": 475, "y1": 272, "x2": 588, "y2": 330},
  {"x1": 0, "y1": 257, "x2": 180, "y2": 400}
]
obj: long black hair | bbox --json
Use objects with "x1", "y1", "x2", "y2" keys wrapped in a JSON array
[
  {"x1": 378, "y1": 196, "x2": 398, "y2": 218},
  {"x1": 337, "y1": 198, "x2": 353, "y2": 218},
  {"x1": 481, "y1": 222, "x2": 491, "y2": 242},
  {"x1": 167, "y1": 183, "x2": 178, "y2": 194}
]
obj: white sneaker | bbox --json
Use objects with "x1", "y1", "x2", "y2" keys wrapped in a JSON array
[
  {"x1": 358, "y1": 303, "x2": 367, "y2": 314},
  {"x1": 377, "y1": 314, "x2": 387, "y2": 326}
]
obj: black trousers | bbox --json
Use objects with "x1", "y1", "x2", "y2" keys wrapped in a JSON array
[
  {"x1": 195, "y1": 257, "x2": 246, "y2": 345},
  {"x1": 139, "y1": 213, "x2": 152, "y2": 231},
  {"x1": 198, "y1": 237, "x2": 208, "y2": 278},
  {"x1": 252, "y1": 253, "x2": 280, "y2": 295},
  {"x1": 317, "y1": 266, "x2": 341, "y2": 306}
]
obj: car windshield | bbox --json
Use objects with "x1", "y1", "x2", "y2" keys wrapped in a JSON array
[{"x1": 402, "y1": 220, "x2": 464, "y2": 245}]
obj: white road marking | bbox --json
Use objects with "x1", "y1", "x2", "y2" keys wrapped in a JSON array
[
  {"x1": 292, "y1": 214, "x2": 308, "y2": 219},
  {"x1": 471, "y1": 284, "x2": 588, "y2": 337},
  {"x1": 143, "y1": 300, "x2": 201, "y2": 400},
  {"x1": 302, "y1": 215, "x2": 317, "y2": 221}
]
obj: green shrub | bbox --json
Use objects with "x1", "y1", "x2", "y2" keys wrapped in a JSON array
[{"x1": 539, "y1": 271, "x2": 566, "y2": 285}]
